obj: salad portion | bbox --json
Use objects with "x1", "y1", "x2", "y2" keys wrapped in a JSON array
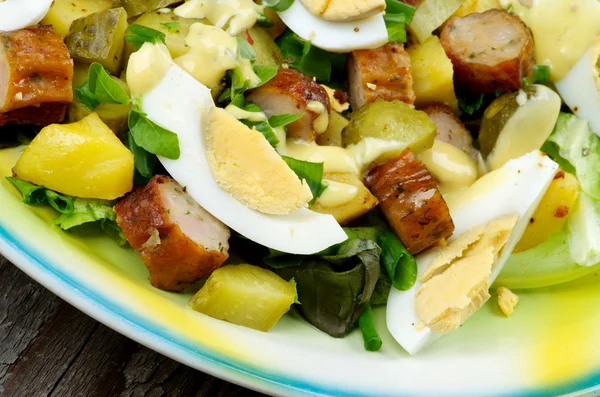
[{"x1": 1, "y1": 0, "x2": 600, "y2": 355}]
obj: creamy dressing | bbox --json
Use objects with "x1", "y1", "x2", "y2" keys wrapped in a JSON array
[
  {"x1": 418, "y1": 140, "x2": 478, "y2": 202},
  {"x1": 225, "y1": 103, "x2": 268, "y2": 122},
  {"x1": 316, "y1": 179, "x2": 359, "y2": 207},
  {"x1": 306, "y1": 100, "x2": 330, "y2": 134},
  {"x1": 174, "y1": 23, "x2": 238, "y2": 88},
  {"x1": 175, "y1": 0, "x2": 261, "y2": 35},
  {"x1": 502, "y1": 0, "x2": 600, "y2": 81},
  {"x1": 346, "y1": 137, "x2": 408, "y2": 174},
  {"x1": 126, "y1": 43, "x2": 173, "y2": 97},
  {"x1": 284, "y1": 141, "x2": 359, "y2": 175}
]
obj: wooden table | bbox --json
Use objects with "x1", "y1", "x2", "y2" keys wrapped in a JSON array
[{"x1": 0, "y1": 257, "x2": 265, "y2": 397}]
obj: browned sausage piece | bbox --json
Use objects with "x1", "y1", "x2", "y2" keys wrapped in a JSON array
[
  {"x1": 246, "y1": 69, "x2": 331, "y2": 142},
  {"x1": 423, "y1": 103, "x2": 479, "y2": 161},
  {"x1": 0, "y1": 26, "x2": 73, "y2": 114},
  {"x1": 347, "y1": 43, "x2": 415, "y2": 111},
  {"x1": 0, "y1": 102, "x2": 68, "y2": 126},
  {"x1": 365, "y1": 149, "x2": 455, "y2": 255},
  {"x1": 440, "y1": 9, "x2": 534, "y2": 93},
  {"x1": 115, "y1": 175, "x2": 230, "y2": 292}
]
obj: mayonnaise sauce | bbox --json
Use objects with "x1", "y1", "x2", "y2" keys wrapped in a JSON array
[
  {"x1": 224, "y1": 103, "x2": 267, "y2": 122},
  {"x1": 502, "y1": 0, "x2": 600, "y2": 81},
  {"x1": 175, "y1": 0, "x2": 261, "y2": 35},
  {"x1": 418, "y1": 140, "x2": 478, "y2": 202},
  {"x1": 126, "y1": 42, "x2": 173, "y2": 97},
  {"x1": 307, "y1": 100, "x2": 330, "y2": 134},
  {"x1": 346, "y1": 137, "x2": 408, "y2": 174},
  {"x1": 316, "y1": 179, "x2": 359, "y2": 207},
  {"x1": 284, "y1": 141, "x2": 359, "y2": 175},
  {"x1": 173, "y1": 23, "x2": 238, "y2": 88}
]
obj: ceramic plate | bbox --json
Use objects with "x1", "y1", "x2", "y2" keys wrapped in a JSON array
[{"x1": 1, "y1": 145, "x2": 600, "y2": 397}]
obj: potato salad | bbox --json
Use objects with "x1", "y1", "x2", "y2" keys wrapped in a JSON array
[{"x1": 2, "y1": 0, "x2": 600, "y2": 354}]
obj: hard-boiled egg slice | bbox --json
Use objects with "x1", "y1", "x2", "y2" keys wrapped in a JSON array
[
  {"x1": 277, "y1": 0, "x2": 388, "y2": 53},
  {"x1": 555, "y1": 39, "x2": 600, "y2": 137},
  {"x1": 139, "y1": 63, "x2": 347, "y2": 254},
  {"x1": 0, "y1": 0, "x2": 53, "y2": 32},
  {"x1": 386, "y1": 151, "x2": 558, "y2": 355}
]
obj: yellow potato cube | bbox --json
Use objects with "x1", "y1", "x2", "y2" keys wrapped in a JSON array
[
  {"x1": 42, "y1": 0, "x2": 113, "y2": 37},
  {"x1": 515, "y1": 171, "x2": 580, "y2": 252},
  {"x1": 190, "y1": 264, "x2": 296, "y2": 332},
  {"x1": 407, "y1": 36, "x2": 459, "y2": 112},
  {"x1": 454, "y1": 0, "x2": 501, "y2": 17},
  {"x1": 14, "y1": 113, "x2": 134, "y2": 200}
]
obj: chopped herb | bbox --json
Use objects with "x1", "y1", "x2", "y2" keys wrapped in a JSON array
[
  {"x1": 276, "y1": 30, "x2": 346, "y2": 84},
  {"x1": 522, "y1": 64, "x2": 550, "y2": 87},
  {"x1": 281, "y1": 156, "x2": 328, "y2": 204},
  {"x1": 268, "y1": 113, "x2": 304, "y2": 128},
  {"x1": 160, "y1": 21, "x2": 181, "y2": 32},
  {"x1": 256, "y1": 13, "x2": 274, "y2": 28},
  {"x1": 457, "y1": 91, "x2": 486, "y2": 115},
  {"x1": 219, "y1": 65, "x2": 277, "y2": 103},
  {"x1": 263, "y1": 0, "x2": 295, "y2": 12},
  {"x1": 125, "y1": 24, "x2": 166, "y2": 51},
  {"x1": 74, "y1": 63, "x2": 130, "y2": 110},
  {"x1": 125, "y1": 131, "x2": 156, "y2": 183},
  {"x1": 236, "y1": 37, "x2": 256, "y2": 60},
  {"x1": 383, "y1": 0, "x2": 416, "y2": 43},
  {"x1": 128, "y1": 103, "x2": 180, "y2": 160}
]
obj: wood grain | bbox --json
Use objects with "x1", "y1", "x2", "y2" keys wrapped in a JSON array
[{"x1": 0, "y1": 257, "x2": 266, "y2": 397}]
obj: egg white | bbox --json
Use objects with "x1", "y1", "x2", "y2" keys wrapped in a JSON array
[
  {"x1": 386, "y1": 151, "x2": 558, "y2": 355},
  {"x1": 139, "y1": 63, "x2": 347, "y2": 254},
  {"x1": 277, "y1": 0, "x2": 388, "y2": 53},
  {"x1": 555, "y1": 41, "x2": 600, "y2": 137},
  {"x1": 0, "y1": 0, "x2": 53, "y2": 32}
]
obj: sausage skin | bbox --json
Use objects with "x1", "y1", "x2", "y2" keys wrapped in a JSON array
[
  {"x1": 365, "y1": 149, "x2": 455, "y2": 255},
  {"x1": 440, "y1": 9, "x2": 534, "y2": 93},
  {"x1": 115, "y1": 175, "x2": 230, "y2": 292},
  {"x1": 246, "y1": 69, "x2": 331, "y2": 142},
  {"x1": 0, "y1": 102, "x2": 68, "y2": 126},
  {"x1": 347, "y1": 43, "x2": 415, "y2": 111},
  {"x1": 0, "y1": 26, "x2": 73, "y2": 114}
]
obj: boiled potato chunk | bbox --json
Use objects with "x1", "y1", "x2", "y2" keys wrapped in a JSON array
[
  {"x1": 244, "y1": 27, "x2": 284, "y2": 66},
  {"x1": 42, "y1": 0, "x2": 113, "y2": 37},
  {"x1": 14, "y1": 113, "x2": 134, "y2": 200},
  {"x1": 515, "y1": 171, "x2": 580, "y2": 252},
  {"x1": 479, "y1": 85, "x2": 561, "y2": 170},
  {"x1": 133, "y1": 11, "x2": 204, "y2": 59},
  {"x1": 189, "y1": 264, "x2": 296, "y2": 332},
  {"x1": 407, "y1": 36, "x2": 459, "y2": 112},
  {"x1": 317, "y1": 111, "x2": 348, "y2": 147},
  {"x1": 66, "y1": 8, "x2": 129, "y2": 75},
  {"x1": 343, "y1": 99, "x2": 437, "y2": 152},
  {"x1": 312, "y1": 173, "x2": 379, "y2": 225}
]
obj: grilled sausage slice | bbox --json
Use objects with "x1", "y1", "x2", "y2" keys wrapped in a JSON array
[
  {"x1": 0, "y1": 26, "x2": 73, "y2": 114},
  {"x1": 347, "y1": 43, "x2": 415, "y2": 111},
  {"x1": 115, "y1": 175, "x2": 230, "y2": 292},
  {"x1": 246, "y1": 69, "x2": 331, "y2": 142},
  {"x1": 0, "y1": 103, "x2": 68, "y2": 126},
  {"x1": 423, "y1": 103, "x2": 479, "y2": 160},
  {"x1": 365, "y1": 149, "x2": 455, "y2": 254},
  {"x1": 440, "y1": 9, "x2": 534, "y2": 93}
]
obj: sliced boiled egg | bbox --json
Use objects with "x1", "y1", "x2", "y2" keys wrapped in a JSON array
[
  {"x1": 138, "y1": 62, "x2": 347, "y2": 254},
  {"x1": 555, "y1": 39, "x2": 600, "y2": 137},
  {"x1": 0, "y1": 0, "x2": 53, "y2": 32},
  {"x1": 277, "y1": 0, "x2": 388, "y2": 53},
  {"x1": 386, "y1": 151, "x2": 558, "y2": 355}
]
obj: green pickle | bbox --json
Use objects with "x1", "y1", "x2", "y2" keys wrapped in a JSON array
[
  {"x1": 120, "y1": 0, "x2": 181, "y2": 18},
  {"x1": 189, "y1": 264, "x2": 297, "y2": 332},
  {"x1": 66, "y1": 7, "x2": 129, "y2": 75},
  {"x1": 342, "y1": 99, "x2": 437, "y2": 153}
]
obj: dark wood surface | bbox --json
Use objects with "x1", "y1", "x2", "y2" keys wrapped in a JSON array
[{"x1": 0, "y1": 256, "x2": 266, "y2": 397}]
